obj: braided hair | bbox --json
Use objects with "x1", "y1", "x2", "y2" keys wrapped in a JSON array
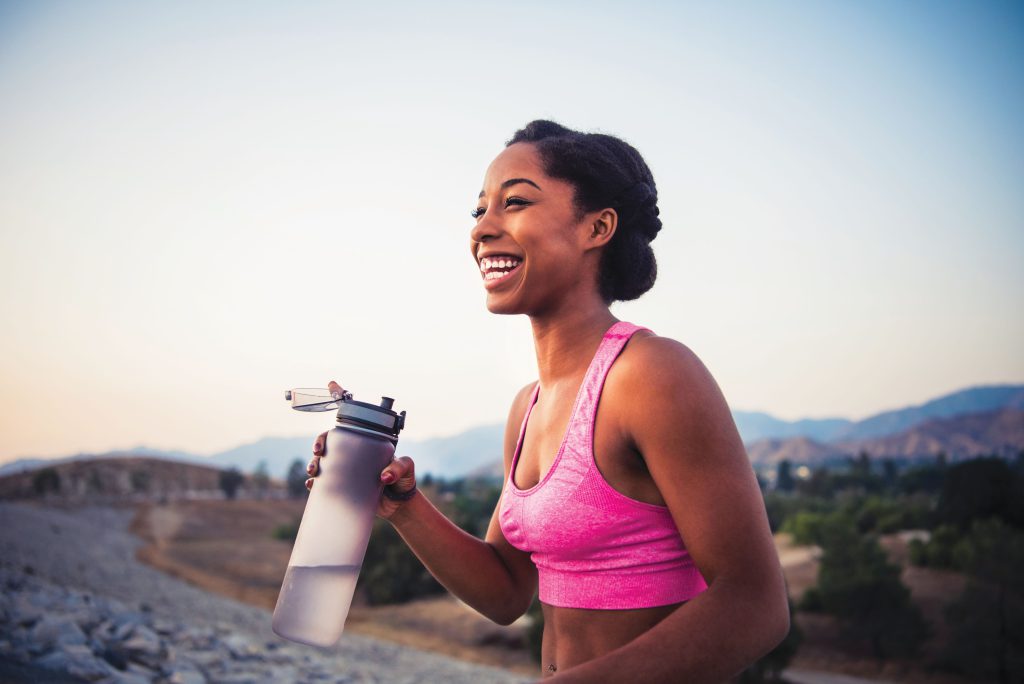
[{"x1": 505, "y1": 120, "x2": 662, "y2": 303}]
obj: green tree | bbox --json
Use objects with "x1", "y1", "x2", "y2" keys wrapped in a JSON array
[
  {"x1": 815, "y1": 518, "x2": 928, "y2": 659},
  {"x1": 219, "y1": 467, "x2": 244, "y2": 500},
  {"x1": 32, "y1": 467, "x2": 61, "y2": 496},
  {"x1": 252, "y1": 460, "x2": 270, "y2": 498},
  {"x1": 937, "y1": 457, "x2": 1024, "y2": 530},
  {"x1": 939, "y1": 518, "x2": 1024, "y2": 682},
  {"x1": 357, "y1": 520, "x2": 443, "y2": 605},
  {"x1": 286, "y1": 458, "x2": 308, "y2": 499},
  {"x1": 776, "y1": 460, "x2": 794, "y2": 493}
]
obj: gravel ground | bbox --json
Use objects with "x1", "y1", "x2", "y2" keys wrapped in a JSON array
[{"x1": 0, "y1": 501, "x2": 531, "y2": 684}]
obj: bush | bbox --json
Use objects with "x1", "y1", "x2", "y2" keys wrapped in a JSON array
[
  {"x1": 272, "y1": 519, "x2": 300, "y2": 543},
  {"x1": 937, "y1": 457, "x2": 1024, "y2": 531},
  {"x1": 814, "y1": 518, "x2": 929, "y2": 659},
  {"x1": 219, "y1": 467, "x2": 244, "y2": 499},
  {"x1": 286, "y1": 458, "x2": 308, "y2": 499},
  {"x1": 32, "y1": 468, "x2": 61, "y2": 496},
  {"x1": 937, "y1": 518, "x2": 1024, "y2": 681},
  {"x1": 357, "y1": 520, "x2": 444, "y2": 605},
  {"x1": 798, "y1": 587, "x2": 823, "y2": 613}
]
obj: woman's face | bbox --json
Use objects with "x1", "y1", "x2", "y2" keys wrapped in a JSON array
[{"x1": 470, "y1": 143, "x2": 600, "y2": 315}]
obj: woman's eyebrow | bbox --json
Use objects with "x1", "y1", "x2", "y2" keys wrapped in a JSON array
[{"x1": 478, "y1": 178, "x2": 542, "y2": 199}]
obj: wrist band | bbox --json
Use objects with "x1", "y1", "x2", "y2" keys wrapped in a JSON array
[{"x1": 382, "y1": 483, "x2": 418, "y2": 502}]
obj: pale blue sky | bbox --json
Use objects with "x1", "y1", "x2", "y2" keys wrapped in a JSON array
[{"x1": 1, "y1": 0, "x2": 1022, "y2": 462}]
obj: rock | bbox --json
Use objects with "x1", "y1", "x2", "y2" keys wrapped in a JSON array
[
  {"x1": 12, "y1": 594, "x2": 44, "y2": 626},
  {"x1": 208, "y1": 672, "x2": 264, "y2": 684},
  {"x1": 100, "y1": 641, "x2": 131, "y2": 670},
  {"x1": 180, "y1": 626, "x2": 217, "y2": 649},
  {"x1": 178, "y1": 649, "x2": 222, "y2": 669},
  {"x1": 167, "y1": 667, "x2": 208, "y2": 684},
  {"x1": 35, "y1": 644, "x2": 119, "y2": 681},
  {"x1": 126, "y1": 662, "x2": 160, "y2": 679},
  {"x1": 31, "y1": 615, "x2": 89, "y2": 651},
  {"x1": 151, "y1": 617, "x2": 178, "y2": 635},
  {"x1": 121, "y1": 625, "x2": 164, "y2": 669},
  {"x1": 112, "y1": 612, "x2": 147, "y2": 640},
  {"x1": 102, "y1": 671, "x2": 153, "y2": 684},
  {"x1": 221, "y1": 633, "x2": 260, "y2": 660}
]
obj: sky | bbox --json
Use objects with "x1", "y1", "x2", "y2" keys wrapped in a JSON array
[{"x1": 1, "y1": 0, "x2": 1022, "y2": 463}]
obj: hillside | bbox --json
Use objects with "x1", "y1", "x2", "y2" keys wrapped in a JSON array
[
  {"x1": 746, "y1": 408, "x2": 1024, "y2": 467},
  {"x1": 4, "y1": 383, "x2": 1022, "y2": 481},
  {"x1": 0, "y1": 456, "x2": 281, "y2": 502}
]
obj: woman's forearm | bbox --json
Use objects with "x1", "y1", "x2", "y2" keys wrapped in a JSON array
[
  {"x1": 386, "y1": 492, "x2": 533, "y2": 625},
  {"x1": 549, "y1": 577, "x2": 790, "y2": 683}
]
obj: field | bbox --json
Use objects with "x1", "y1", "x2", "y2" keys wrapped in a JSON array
[
  {"x1": 130, "y1": 499, "x2": 537, "y2": 676},
  {"x1": 130, "y1": 499, "x2": 974, "y2": 682}
]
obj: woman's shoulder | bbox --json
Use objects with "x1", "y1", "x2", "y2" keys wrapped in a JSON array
[
  {"x1": 612, "y1": 330, "x2": 722, "y2": 412},
  {"x1": 620, "y1": 330, "x2": 707, "y2": 380}
]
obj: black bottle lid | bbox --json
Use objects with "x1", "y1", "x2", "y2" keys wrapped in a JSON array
[{"x1": 336, "y1": 394, "x2": 406, "y2": 440}]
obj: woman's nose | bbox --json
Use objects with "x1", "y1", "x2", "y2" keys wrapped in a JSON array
[{"x1": 470, "y1": 212, "x2": 501, "y2": 244}]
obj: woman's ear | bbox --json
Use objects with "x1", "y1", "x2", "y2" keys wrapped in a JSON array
[{"x1": 586, "y1": 208, "x2": 618, "y2": 250}]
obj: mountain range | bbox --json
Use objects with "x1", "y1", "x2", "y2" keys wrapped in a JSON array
[{"x1": 3, "y1": 384, "x2": 1022, "y2": 480}]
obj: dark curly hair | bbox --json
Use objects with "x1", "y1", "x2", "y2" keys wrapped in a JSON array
[{"x1": 505, "y1": 120, "x2": 662, "y2": 303}]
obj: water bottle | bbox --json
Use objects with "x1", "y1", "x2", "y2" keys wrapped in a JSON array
[{"x1": 272, "y1": 388, "x2": 407, "y2": 647}]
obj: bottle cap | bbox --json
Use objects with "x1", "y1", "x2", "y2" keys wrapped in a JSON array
[{"x1": 336, "y1": 394, "x2": 406, "y2": 441}]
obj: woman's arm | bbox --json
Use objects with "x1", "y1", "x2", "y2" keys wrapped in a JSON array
[
  {"x1": 551, "y1": 337, "x2": 790, "y2": 683},
  {"x1": 385, "y1": 382, "x2": 539, "y2": 625}
]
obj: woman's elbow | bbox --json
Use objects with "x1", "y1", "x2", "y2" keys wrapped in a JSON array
[{"x1": 761, "y1": 583, "x2": 792, "y2": 653}]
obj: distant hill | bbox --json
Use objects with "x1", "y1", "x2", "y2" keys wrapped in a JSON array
[
  {"x1": 732, "y1": 412, "x2": 852, "y2": 443},
  {"x1": 4, "y1": 383, "x2": 1021, "y2": 480},
  {"x1": 827, "y1": 385, "x2": 1024, "y2": 441},
  {"x1": 0, "y1": 456, "x2": 280, "y2": 502},
  {"x1": 747, "y1": 408, "x2": 1024, "y2": 467},
  {"x1": 831, "y1": 407, "x2": 1024, "y2": 462}
]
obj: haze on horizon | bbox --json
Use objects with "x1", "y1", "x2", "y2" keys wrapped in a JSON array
[{"x1": 1, "y1": 1, "x2": 1022, "y2": 464}]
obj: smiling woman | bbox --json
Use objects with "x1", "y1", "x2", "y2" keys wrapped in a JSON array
[{"x1": 308, "y1": 120, "x2": 790, "y2": 682}]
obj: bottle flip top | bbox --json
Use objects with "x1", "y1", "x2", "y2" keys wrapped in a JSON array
[{"x1": 285, "y1": 389, "x2": 406, "y2": 442}]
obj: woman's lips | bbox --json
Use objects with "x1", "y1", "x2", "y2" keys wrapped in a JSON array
[{"x1": 482, "y1": 260, "x2": 523, "y2": 291}]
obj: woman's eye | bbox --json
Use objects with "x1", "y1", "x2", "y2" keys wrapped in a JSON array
[{"x1": 471, "y1": 197, "x2": 529, "y2": 219}]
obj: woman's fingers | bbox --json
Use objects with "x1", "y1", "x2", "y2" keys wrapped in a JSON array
[
  {"x1": 308, "y1": 431, "x2": 329, "y2": 476},
  {"x1": 381, "y1": 455, "x2": 416, "y2": 489}
]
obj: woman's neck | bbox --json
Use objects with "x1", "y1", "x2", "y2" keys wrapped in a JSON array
[{"x1": 529, "y1": 304, "x2": 618, "y2": 387}]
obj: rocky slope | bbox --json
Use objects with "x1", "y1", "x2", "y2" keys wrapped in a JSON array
[{"x1": 0, "y1": 503, "x2": 528, "y2": 683}]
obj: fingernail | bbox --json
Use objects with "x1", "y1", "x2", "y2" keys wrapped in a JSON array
[
  {"x1": 381, "y1": 472, "x2": 395, "y2": 484},
  {"x1": 307, "y1": 464, "x2": 315, "y2": 474},
  {"x1": 331, "y1": 390, "x2": 342, "y2": 400}
]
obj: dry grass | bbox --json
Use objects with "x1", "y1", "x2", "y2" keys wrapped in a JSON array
[
  {"x1": 130, "y1": 499, "x2": 536, "y2": 675},
  {"x1": 131, "y1": 503, "x2": 976, "y2": 682}
]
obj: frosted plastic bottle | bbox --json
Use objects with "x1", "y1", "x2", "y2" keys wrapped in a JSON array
[{"x1": 272, "y1": 389, "x2": 406, "y2": 647}]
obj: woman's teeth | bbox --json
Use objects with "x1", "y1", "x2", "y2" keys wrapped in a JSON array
[{"x1": 479, "y1": 256, "x2": 522, "y2": 280}]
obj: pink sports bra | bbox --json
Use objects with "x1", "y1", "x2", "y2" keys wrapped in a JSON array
[{"x1": 498, "y1": 321, "x2": 708, "y2": 609}]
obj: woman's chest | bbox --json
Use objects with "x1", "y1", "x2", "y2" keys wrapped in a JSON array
[{"x1": 513, "y1": 380, "x2": 660, "y2": 505}]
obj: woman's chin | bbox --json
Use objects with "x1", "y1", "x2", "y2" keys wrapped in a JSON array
[{"x1": 484, "y1": 292, "x2": 525, "y2": 316}]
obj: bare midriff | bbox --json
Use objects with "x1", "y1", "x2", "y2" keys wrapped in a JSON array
[{"x1": 539, "y1": 600, "x2": 686, "y2": 677}]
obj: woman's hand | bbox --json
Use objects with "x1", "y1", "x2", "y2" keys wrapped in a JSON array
[{"x1": 305, "y1": 380, "x2": 419, "y2": 520}]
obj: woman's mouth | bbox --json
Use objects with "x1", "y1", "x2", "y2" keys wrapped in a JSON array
[{"x1": 479, "y1": 255, "x2": 523, "y2": 290}]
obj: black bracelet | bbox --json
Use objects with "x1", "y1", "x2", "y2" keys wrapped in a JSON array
[{"x1": 381, "y1": 483, "x2": 418, "y2": 502}]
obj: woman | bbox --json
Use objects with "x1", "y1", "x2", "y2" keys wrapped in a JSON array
[{"x1": 307, "y1": 120, "x2": 789, "y2": 682}]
